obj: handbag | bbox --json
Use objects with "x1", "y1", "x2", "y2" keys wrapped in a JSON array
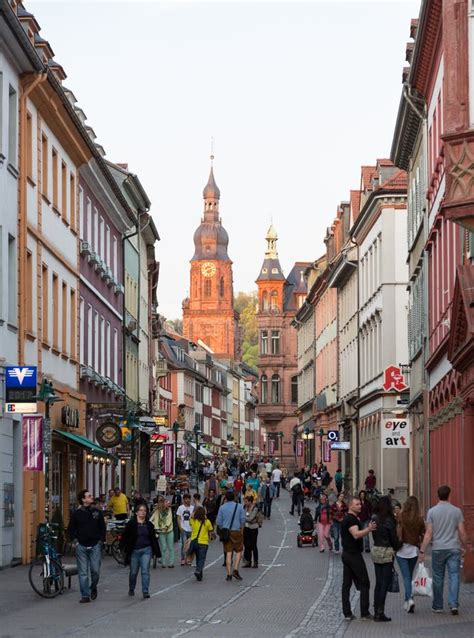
[
  {"x1": 412, "y1": 561, "x2": 433, "y2": 597},
  {"x1": 186, "y1": 521, "x2": 204, "y2": 563},
  {"x1": 218, "y1": 503, "x2": 238, "y2": 542},
  {"x1": 371, "y1": 545, "x2": 395, "y2": 564},
  {"x1": 387, "y1": 565, "x2": 400, "y2": 593}
]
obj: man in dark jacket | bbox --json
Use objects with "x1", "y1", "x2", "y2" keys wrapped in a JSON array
[{"x1": 67, "y1": 489, "x2": 106, "y2": 603}]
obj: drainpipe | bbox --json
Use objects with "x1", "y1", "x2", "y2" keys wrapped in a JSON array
[{"x1": 18, "y1": 72, "x2": 47, "y2": 365}]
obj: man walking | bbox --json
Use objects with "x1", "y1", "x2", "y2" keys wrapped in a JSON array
[
  {"x1": 289, "y1": 475, "x2": 304, "y2": 516},
  {"x1": 259, "y1": 477, "x2": 276, "y2": 519},
  {"x1": 177, "y1": 493, "x2": 194, "y2": 566},
  {"x1": 340, "y1": 495, "x2": 376, "y2": 620},
  {"x1": 107, "y1": 486, "x2": 130, "y2": 521},
  {"x1": 216, "y1": 491, "x2": 246, "y2": 581},
  {"x1": 420, "y1": 485, "x2": 469, "y2": 615},
  {"x1": 67, "y1": 489, "x2": 106, "y2": 603},
  {"x1": 271, "y1": 465, "x2": 282, "y2": 498}
]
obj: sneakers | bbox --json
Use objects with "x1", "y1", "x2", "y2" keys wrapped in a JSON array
[
  {"x1": 403, "y1": 601, "x2": 408, "y2": 612},
  {"x1": 432, "y1": 607, "x2": 444, "y2": 613},
  {"x1": 128, "y1": 590, "x2": 135, "y2": 596},
  {"x1": 90, "y1": 586, "x2": 97, "y2": 601},
  {"x1": 407, "y1": 599, "x2": 415, "y2": 613},
  {"x1": 79, "y1": 597, "x2": 90, "y2": 603},
  {"x1": 143, "y1": 592, "x2": 150, "y2": 599},
  {"x1": 344, "y1": 614, "x2": 356, "y2": 621},
  {"x1": 180, "y1": 559, "x2": 185, "y2": 566},
  {"x1": 232, "y1": 570, "x2": 243, "y2": 581},
  {"x1": 450, "y1": 608, "x2": 459, "y2": 615}
]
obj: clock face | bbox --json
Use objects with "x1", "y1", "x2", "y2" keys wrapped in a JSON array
[{"x1": 201, "y1": 262, "x2": 217, "y2": 278}]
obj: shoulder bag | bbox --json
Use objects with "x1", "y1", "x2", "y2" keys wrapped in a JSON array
[
  {"x1": 185, "y1": 520, "x2": 204, "y2": 563},
  {"x1": 218, "y1": 503, "x2": 238, "y2": 543}
]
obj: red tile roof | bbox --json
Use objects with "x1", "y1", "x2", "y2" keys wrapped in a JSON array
[
  {"x1": 360, "y1": 166, "x2": 377, "y2": 191},
  {"x1": 379, "y1": 169, "x2": 408, "y2": 190},
  {"x1": 350, "y1": 190, "x2": 361, "y2": 220}
]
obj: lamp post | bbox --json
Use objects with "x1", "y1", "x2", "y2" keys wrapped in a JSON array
[
  {"x1": 127, "y1": 412, "x2": 139, "y2": 494},
  {"x1": 172, "y1": 421, "x2": 180, "y2": 476},
  {"x1": 193, "y1": 423, "x2": 201, "y2": 494},
  {"x1": 318, "y1": 428, "x2": 324, "y2": 464},
  {"x1": 33, "y1": 379, "x2": 62, "y2": 523},
  {"x1": 303, "y1": 427, "x2": 310, "y2": 467},
  {"x1": 277, "y1": 431, "x2": 284, "y2": 461}
]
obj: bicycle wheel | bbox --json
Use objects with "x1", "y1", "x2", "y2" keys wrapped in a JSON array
[
  {"x1": 29, "y1": 558, "x2": 64, "y2": 598},
  {"x1": 111, "y1": 540, "x2": 125, "y2": 565}
]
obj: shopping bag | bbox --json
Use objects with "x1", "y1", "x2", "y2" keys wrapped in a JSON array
[
  {"x1": 387, "y1": 566, "x2": 400, "y2": 593},
  {"x1": 412, "y1": 561, "x2": 433, "y2": 597}
]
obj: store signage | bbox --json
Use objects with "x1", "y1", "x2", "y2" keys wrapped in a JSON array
[
  {"x1": 156, "y1": 476, "x2": 167, "y2": 492},
  {"x1": 163, "y1": 443, "x2": 175, "y2": 476},
  {"x1": 330, "y1": 441, "x2": 351, "y2": 451},
  {"x1": 22, "y1": 415, "x2": 43, "y2": 471},
  {"x1": 382, "y1": 365, "x2": 408, "y2": 392},
  {"x1": 153, "y1": 415, "x2": 169, "y2": 427},
  {"x1": 327, "y1": 430, "x2": 339, "y2": 442},
  {"x1": 61, "y1": 406, "x2": 80, "y2": 428},
  {"x1": 96, "y1": 422, "x2": 122, "y2": 448},
  {"x1": 382, "y1": 418, "x2": 410, "y2": 448},
  {"x1": 5, "y1": 366, "x2": 37, "y2": 414},
  {"x1": 268, "y1": 439, "x2": 275, "y2": 455},
  {"x1": 296, "y1": 439, "x2": 304, "y2": 457},
  {"x1": 323, "y1": 440, "x2": 331, "y2": 463}
]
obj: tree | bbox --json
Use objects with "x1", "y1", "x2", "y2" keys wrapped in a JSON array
[
  {"x1": 166, "y1": 318, "x2": 183, "y2": 335},
  {"x1": 235, "y1": 291, "x2": 258, "y2": 369}
]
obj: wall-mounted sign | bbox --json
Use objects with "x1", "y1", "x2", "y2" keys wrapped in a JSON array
[
  {"x1": 323, "y1": 440, "x2": 331, "y2": 463},
  {"x1": 5, "y1": 366, "x2": 37, "y2": 414},
  {"x1": 156, "y1": 476, "x2": 167, "y2": 492},
  {"x1": 330, "y1": 441, "x2": 351, "y2": 451},
  {"x1": 153, "y1": 415, "x2": 169, "y2": 427},
  {"x1": 61, "y1": 406, "x2": 80, "y2": 428},
  {"x1": 327, "y1": 430, "x2": 339, "y2": 442},
  {"x1": 96, "y1": 422, "x2": 122, "y2": 448},
  {"x1": 296, "y1": 439, "x2": 304, "y2": 457},
  {"x1": 382, "y1": 419, "x2": 410, "y2": 448},
  {"x1": 163, "y1": 443, "x2": 175, "y2": 476},
  {"x1": 382, "y1": 365, "x2": 408, "y2": 392},
  {"x1": 268, "y1": 439, "x2": 275, "y2": 455},
  {"x1": 22, "y1": 415, "x2": 43, "y2": 471}
]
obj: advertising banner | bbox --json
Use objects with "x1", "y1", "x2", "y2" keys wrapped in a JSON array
[
  {"x1": 268, "y1": 439, "x2": 275, "y2": 455},
  {"x1": 296, "y1": 439, "x2": 304, "y2": 457},
  {"x1": 163, "y1": 442, "x2": 175, "y2": 476},
  {"x1": 23, "y1": 415, "x2": 43, "y2": 471},
  {"x1": 323, "y1": 440, "x2": 331, "y2": 463},
  {"x1": 6, "y1": 366, "x2": 37, "y2": 414},
  {"x1": 382, "y1": 418, "x2": 410, "y2": 449}
]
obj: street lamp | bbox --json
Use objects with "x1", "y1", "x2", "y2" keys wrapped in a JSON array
[
  {"x1": 318, "y1": 428, "x2": 325, "y2": 464},
  {"x1": 171, "y1": 421, "x2": 180, "y2": 475},
  {"x1": 277, "y1": 431, "x2": 284, "y2": 459},
  {"x1": 193, "y1": 423, "x2": 202, "y2": 494},
  {"x1": 33, "y1": 379, "x2": 62, "y2": 523}
]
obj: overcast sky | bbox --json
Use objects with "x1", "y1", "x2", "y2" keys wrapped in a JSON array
[{"x1": 31, "y1": 0, "x2": 420, "y2": 319}]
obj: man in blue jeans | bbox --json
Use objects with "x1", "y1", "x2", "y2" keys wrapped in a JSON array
[
  {"x1": 420, "y1": 485, "x2": 469, "y2": 615},
  {"x1": 67, "y1": 489, "x2": 106, "y2": 603}
]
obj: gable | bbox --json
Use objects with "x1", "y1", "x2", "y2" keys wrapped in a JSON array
[{"x1": 448, "y1": 265, "x2": 474, "y2": 370}]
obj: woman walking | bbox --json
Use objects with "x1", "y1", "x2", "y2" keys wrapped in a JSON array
[
  {"x1": 371, "y1": 496, "x2": 402, "y2": 622},
  {"x1": 188, "y1": 507, "x2": 213, "y2": 581},
  {"x1": 396, "y1": 496, "x2": 425, "y2": 613},
  {"x1": 151, "y1": 499, "x2": 175, "y2": 568},
  {"x1": 358, "y1": 490, "x2": 372, "y2": 552},
  {"x1": 315, "y1": 493, "x2": 333, "y2": 553},
  {"x1": 330, "y1": 492, "x2": 347, "y2": 553},
  {"x1": 242, "y1": 496, "x2": 259, "y2": 568},
  {"x1": 120, "y1": 504, "x2": 160, "y2": 598}
]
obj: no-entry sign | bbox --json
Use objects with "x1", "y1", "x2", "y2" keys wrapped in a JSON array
[{"x1": 382, "y1": 418, "x2": 410, "y2": 449}]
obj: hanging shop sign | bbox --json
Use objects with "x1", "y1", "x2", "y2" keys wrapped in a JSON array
[
  {"x1": 156, "y1": 476, "x2": 167, "y2": 493},
  {"x1": 96, "y1": 422, "x2": 122, "y2": 448},
  {"x1": 330, "y1": 441, "x2": 351, "y2": 451},
  {"x1": 163, "y1": 443, "x2": 175, "y2": 476},
  {"x1": 61, "y1": 406, "x2": 80, "y2": 428},
  {"x1": 323, "y1": 440, "x2": 331, "y2": 463},
  {"x1": 327, "y1": 430, "x2": 339, "y2": 442},
  {"x1": 382, "y1": 365, "x2": 408, "y2": 392},
  {"x1": 268, "y1": 439, "x2": 275, "y2": 455},
  {"x1": 5, "y1": 366, "x2": 37, "y2": 414},
  {"x1": 22, "y1": 415, "x2": 43, "y2": 471},
  {"x1": 382, "y1": 418, "x2": 410, "y2": 448},
  {"x1": 296, "y1": 439, "x2": 304, "y2": 457}
]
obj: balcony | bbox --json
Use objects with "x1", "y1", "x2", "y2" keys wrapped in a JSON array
[{"x1": 156, "y1": 358, "x2": 168, "y2": 377}]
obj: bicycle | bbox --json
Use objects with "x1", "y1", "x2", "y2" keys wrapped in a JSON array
[
  {"x1": 29, "y1": 522, "x2": 65, "y2": 598},
  {"x1": 104, "y1": 519, "x2": 127, "y2": 565}
]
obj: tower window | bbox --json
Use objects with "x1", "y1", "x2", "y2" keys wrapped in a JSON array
[
  {"x1": 261, "y1": 375, "x2": 268, "y2": 403},
  {"x1": 271, "y1": 330, "x2": 280, "y2": 354},
  {"x1": 291, "y1": 376, "x2": 298, "y2": 404},
  {"x1": 260, "y1": 330, "x2": 268, "y2": 355},
  {"x1": 204, "y1": 278, "x2": 212, "y2": 297},
  {"x1": 271, "y1": 374, "x2": 281, "y2": 403},
  {"x1": 270, "y1": 290, "x2": 278, "y2": 310},
  {"x1": 219, "y1": 276, "x2": 225, "y2": 297},
  {"x1": 262, "y1": 290, "x2": 269, "y2": 311}
]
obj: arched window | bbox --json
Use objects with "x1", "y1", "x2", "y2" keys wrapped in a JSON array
[
  {"x1": 261, "y1": 375, "x2": 268, "y2": 403},
  {"x1": 219, "y1": 276, "x2": 225, "y2": 297},
  {"x1": 270, "y1": 290, "x2": 278, "y2": 310},
  {"x1": 271, "y1": 374, "x2": 281, "y2": 403},
  {"x1": 204, "y1": 279, "x2": 212, "y2": 297},
  {"x1": 260, "y1": 330, "x2": 268, "y2": 354},
  {"x1": 262, "y1": 290, "x2": 269, "y2": 311}
]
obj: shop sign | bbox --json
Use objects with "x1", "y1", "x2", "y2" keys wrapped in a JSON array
[
  {"x1": 268, "y1": 439, "x2": 275, "y2": 455},
  {"x1": 382, "y1": 365, "x2": 408, "y2": 392},
  {"x1": 61, "y1": 406, "x2": 80, "y2": 428},
  {"x1": 153, "y1": 415, "x2": 169, "y2": 427},
  {"x1": 331, "y1": 441, "x2": 351, "y2": 451},
  {"x1": 5, "y1": 366, "x2": 37, "y2": 414},
  {"x1": 156, "y1": 476, "x2": 167, "y2": 492},
  {"x1": 382, "y1": 418, "x2": 410, "y2": 448},
  {"x1": 323, "y1": 440, "x2": 331, "y2": 463},
  {"x1": 296, "y1": 439, "x2": 304, "y2": 457},
  {"x1": 327, "y1": 430, "x2": 339, "y2": 442},
  {"x1": 22, "y1": 415, "x2": 43, "y2": 471},
  {"x1": 96, "y1": 422, "x2": 122, "y2": 448},
  {"x1": 163, "y1": 443, "x2": 175, "y2": 476}
]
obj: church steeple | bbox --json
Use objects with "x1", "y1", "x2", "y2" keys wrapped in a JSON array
[
  {"x1": 192, "y1": 160, "x2": 229, "y2": 261},
  {"x1": 256, "y1": 224, "x2": 286, "y2": 282},
  {"x1": 265, "y1": 224, "x2": 278, "y2": 259}
]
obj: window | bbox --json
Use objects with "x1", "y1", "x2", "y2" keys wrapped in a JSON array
[
  {"x1": 52, "y1": 273, "x2": 59, "y2": 348},
  {"x1": 79, "y1": 296, "x2": 84, "y2": 364},
  {"x1": 195, "y1": 383, "x2": 203, "y2": 402},
  {"x1": 99, "y1": 216, "x2": 104, "y2": 259},
  {"x1": 262, "y1": 290, "x2": 268, "y2": 311},
  {"x1": 41, "y1": 134, "x2": 48, "y2": 197},
  {"x1": 219, "y1": 276, "x2": 224, "y2": 297},
  {"x1": 52, "y1": 148, "x2": 58, "y2": 208},
  {"x1": 41, "y1": 264, "x2": 48, "y2": 341},
  {"x1": 105, "y1": 321, "x2": 110, "y2": 378},
  {"x1": 7, "y1": 234, "x2": 16, "y2": 324},
  {"x1": 260, "y1": 330, "x2": 268, "y2": 355},
  {"x1": 86, "y1": 197, "x2": 92, "y2": 243},
  {"x1": 79, "y1": 187, "x2": 84, "y2": 239},
  {"x1": 113, "y1": 328, "x2": 118, "y2": 383},
  {"x1": 261, "y1": 375, "x2": 268, "y2": 403},
  {"x1": 62, "y1": 282, "x2": 67, "y2": 353},
  {"x1": 291, "y1": 376, "x2": 298, "y2": 404},
  {"x1": 204, "y1": 278, "x2": 211, "y2": 297},
  {"x1": 271, "y1": 374, "x2": 281, "y2": 403},
  {"x1": 61, "y1": 161, "x2": 67, "y2": 220},
  {"x1": 26, "y1": 251, "x2": 33, "y2": 332},
  {"x1": 270, "y1": 290, "x2": 278, "y2": 310},
  {"x1": 87, "y1": 304, "x2": 93, "y2": 365},
  {"x1": 105, "y1": 225, "x2": 110, "y2": 267},
  {"x1": 70, "y1": 289, "x2": 76, "y2": 359},
  {"x1": 8, "y1": 86, "x2": 17, "y2": 166},
  {"x1": 112, "y1": 236, "x2": 117, "y2": 277},
  {"x1": 93, "y1": 208, "x2": 99, "y2": 252},
  {"x1": 94, "y1": 311, "x2": 99, "y2": 370},
  {"x1": 26, "y1": 111, "x2": 33, "y2": 178},
  {"x1": 100, "y1": 316, "x2": 105, "y2": 375},
  {"x1": 271, "y1": 330, "x2": 280, "y2": 354},
  {"x1": 70, "y1": 173, "x2": 76, "y2": 230}
]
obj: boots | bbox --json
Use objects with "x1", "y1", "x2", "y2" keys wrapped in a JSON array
[{"x1": 373, "y1": 608, "x2": 391, "y2": 622}]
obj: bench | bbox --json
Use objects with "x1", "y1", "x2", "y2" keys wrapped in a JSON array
[{"x1": 62, "y1": 563, "x2": 78, "y2": 589}]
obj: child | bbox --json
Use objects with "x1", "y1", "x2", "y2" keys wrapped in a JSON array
[{"x1": 299, "y1": 507, "x2": 315, "y2": 533}]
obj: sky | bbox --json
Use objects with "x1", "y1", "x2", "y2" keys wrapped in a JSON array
[{"x1": 30, "y1": 0, "x2": 420, "y2": 319}]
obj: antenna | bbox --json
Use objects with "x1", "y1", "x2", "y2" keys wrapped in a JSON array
[{"x1": 210, "y1": 137, "x2": 214, "y2": 164}]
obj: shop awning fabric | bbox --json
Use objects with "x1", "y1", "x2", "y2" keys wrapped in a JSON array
[
  {"x1": 53, "y1": 430, "x2": 116, "y2": 459},
  {"x1": 188, "y1": 441, "x2": 213, "y2": 458}
]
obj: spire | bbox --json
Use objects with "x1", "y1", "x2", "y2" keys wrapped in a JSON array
[
  {"x1": 203, "y1": 159, "x2": 220, "y2": 201},
  {"x1": 265, "y1": 224, "x2": 278, "y2": 259}
]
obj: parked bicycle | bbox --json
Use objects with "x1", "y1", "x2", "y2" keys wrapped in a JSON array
[
  {"x1": 104, "y1": 519, "x2": 127, "y2": 565},
  {"x1": 29, "y1": 522, "x2": 65, "y2": 598}
]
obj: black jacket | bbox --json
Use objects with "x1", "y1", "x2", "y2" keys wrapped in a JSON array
[
  {"x1": 314, "y1": 503, "x2": 331, "y2": 524},
  {"x1": 372, "y1": 515, "x2": 402, "y2": 551},
  {"x1": 119, "y1": 518, "x2": 160, "y2": 559},
  {"x1": 67, "y1": 506, "x2": 106, "y2": 547}
]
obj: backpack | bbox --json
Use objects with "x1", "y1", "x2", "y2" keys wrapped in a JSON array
[{"x1": 255, "y1": 510, "x2": 264, "y2": 528}]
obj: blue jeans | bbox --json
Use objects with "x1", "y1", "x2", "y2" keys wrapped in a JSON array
[
  {"x1": 181, "y1": 530, "x2": 191, "y2": 560},
  {"x1": 396, "y1": 555, "x2": 418, "y2": 601},
  {"x1": 76, "y1": 543, "x2": 102, "y2": 598},
  {"x1": 195, "y1": 543, "x2": 208, "y2": 575},
  {"x1": 129, "y1": 546, "x2": 152, "y2": 594},
  {"x1": 432, "y1": 549, "x2": 461, "y2": 610},
  {"x1": 361, "y1": 520, "x2": 370, "y2": 551},
  {"x1": 332, "y1": 521, "x2": 341, "y2": 552},
  {"x1": 273, "y1": 482, "x2": 281, "y2": 497}
]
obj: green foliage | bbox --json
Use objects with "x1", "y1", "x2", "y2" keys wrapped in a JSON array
[
  {"x1": 167, "y1": 318, "x2": 183, "y2": 335},
  {"x1": 235, "y1": 291, "x2": 258, "y2": 368}
]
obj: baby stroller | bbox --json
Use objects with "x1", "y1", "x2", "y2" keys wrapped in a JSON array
[{"x1": 297, "y1": 508, "x2": 317, "y2": 547}]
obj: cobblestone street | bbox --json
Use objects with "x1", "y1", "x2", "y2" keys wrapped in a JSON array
[{"x1": 1, "y1": 491, "x2": 473, "y2": 638}]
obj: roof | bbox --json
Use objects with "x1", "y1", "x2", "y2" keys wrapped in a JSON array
[
  {"x1": 350, "y1": 190, "x2": 361, "y2": 220},
  {"x1": 360, "y1": 166, "x2": 377, "y2": 191},
  {"x1": 256, "y1": 257, "x2": 286, "y2": 282},
  {"x1": 380, "y1": 169, "x2": 408, "y2": 190},
  {"x1": 283, "y1": 262, "x2": 311, "y2": 311},
  {"x1": 203, "y1": 166, "x2": 220, "y2": 200}
]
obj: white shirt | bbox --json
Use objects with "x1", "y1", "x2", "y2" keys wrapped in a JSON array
[
  {"x1": 289, "y1": 477, "x2": 301, "y2": 490},
  {"x1": 396, "y1": 543, "x2": 418, "y2": 559},
  {"x1": 265, "y1": 462, "x2": 273, "y2": 473},
  {"x1": 176, "y1": 504, "x2": 194, "y2": 532},
  {"x1": 271, "y1": 468, "x2": 282, "y2": 482}
]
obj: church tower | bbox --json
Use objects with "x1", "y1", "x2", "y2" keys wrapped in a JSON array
[{"x1": 182, "y1": 161, "x2": 239, "y2": 358}]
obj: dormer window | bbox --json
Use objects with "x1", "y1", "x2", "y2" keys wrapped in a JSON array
[
  {"x1": 271, "y1": 267, "x2": 279, "y2": 274},
  {"x1": 262, "y1": 267, "x2": 268, "y2": 274}
]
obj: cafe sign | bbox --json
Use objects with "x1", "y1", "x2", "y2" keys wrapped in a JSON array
[{"x1": 96, "y1": 422, "x2": 122, "y2": 448}]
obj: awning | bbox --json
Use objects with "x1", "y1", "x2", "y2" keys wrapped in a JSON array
[
  {"x1": 53, "y1": 430, "x2": 115, "y2": 459},
  {"x1": 188, "y1": 441, "x2": 213, "y2": 458}
]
